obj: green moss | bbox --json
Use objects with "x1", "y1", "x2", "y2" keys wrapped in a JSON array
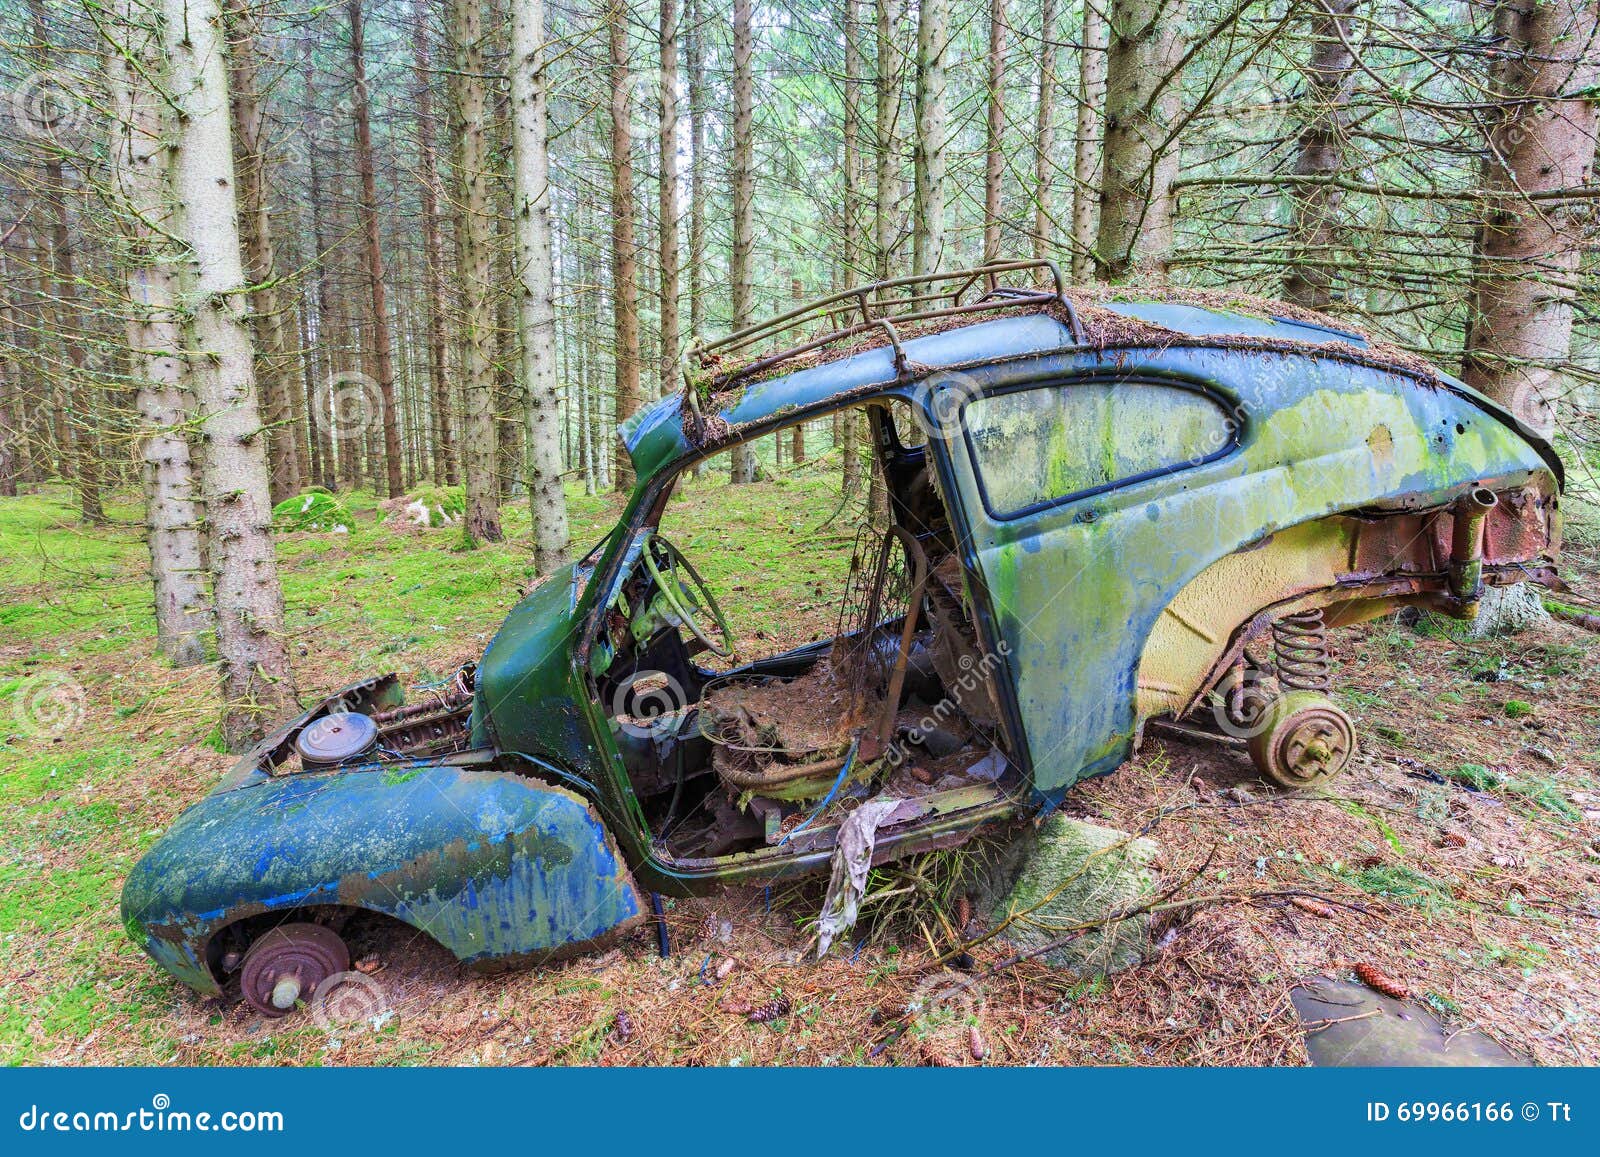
[{"x1": 273, "y1": 490, "x2": 355, "y2": 533}]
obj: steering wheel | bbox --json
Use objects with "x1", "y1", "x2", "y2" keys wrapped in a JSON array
[{"x1": 640, "y1": 532, "x2": 736, "y2": 658}]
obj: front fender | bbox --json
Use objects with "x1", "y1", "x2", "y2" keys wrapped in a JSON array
[{"x1": 121, "y1": 763, "x2": 644, "y2": 995}]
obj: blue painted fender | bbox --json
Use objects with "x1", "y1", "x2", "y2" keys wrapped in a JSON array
[{"x1": 121, "y1": 763, "x2": 645, "y2": 996}]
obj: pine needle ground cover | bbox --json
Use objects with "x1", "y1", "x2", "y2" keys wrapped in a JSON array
[{"x1": 2, "y1": 475, "x2": 1597, "y2": 1066}]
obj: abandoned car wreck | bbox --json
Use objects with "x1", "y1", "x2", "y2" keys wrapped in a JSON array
[{"x1": 121, "y1": 261, "x2": 1563, "y2": 1017}]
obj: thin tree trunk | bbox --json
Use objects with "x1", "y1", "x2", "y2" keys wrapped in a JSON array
[
  {"x1": 1462, "y1": 0, "x2": 1600, "y2": 423},
  {"x1": 26, "y1": 0, "x2": 102, "y2": 524},
  {"x1": 302, "y1": 43, "x2": 335, "y2": 490},
  {"x1": 841, "y1": 0, "x2": 864, "y2": 496},
  {"x1": 1095, "y1": 0, "x2": 1188, "y2": 283},
  {"x1": 162, "y1": 0, "x2": 298, "y2": 746},
  {"x1": 728, "y1": 0, "x2": 758, "y2": 483},
  {"x1": 1070, "y1": 0, "x2": 1107, "y2": 279},
  {"x1": 510, "y1": 0, "x2": 571, "y2": 571},
  {"x1": 1282, "y1": 0, "x2": 1357, "y2": 308},
  {"x1": 687, "y1": 0, "x2": 706, "y2": 349},
  {"x1": 873, "y1": 0, "x2": 904, "y2": 280},
  {"x1": 225, "y1": 0, "x2": 300, "y2": 503},
  {"x1": 608, "y1": 5, "x2": 643, "y2": 491},
  {"x1": 1034, "y1": 0, "x2": 1059, "y2": 261},
  {"x1": 450, "y1": 0, "x2": 504, "y2": 539},
  {"x1": 348, "y1": 0, "x2": 404, "y2": 498},
  {"x1": 659, "y1": 0, "x2": 681, "y2": 404},
  {"x1": 911, "y1": 0, "x2": 948, "y2": 276},
  {"x1": 983, "y1": 0, "x2": 1007, "y2": 265},
  {"x1": 108, "y1": 0, "x2": 211, "y2": 667},
  {"x1": 413, "y1": 0, "x2": 459, "y2": 486}
]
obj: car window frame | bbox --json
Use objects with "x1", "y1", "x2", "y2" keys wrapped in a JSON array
[{"x1": 956, "y1": 374, "x2": 1244, "y2": 523}]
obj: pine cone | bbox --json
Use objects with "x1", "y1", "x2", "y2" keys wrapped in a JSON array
[
  {"x1": 1354, "y1": 962, "x2": 1409, "y2": 1000},
  {"x1": 1290, "y1": 896, "x2": 1336, "y2": 918},
  {"x1": 747, "y1": 996, "x2": 791, "y2": 1023}
]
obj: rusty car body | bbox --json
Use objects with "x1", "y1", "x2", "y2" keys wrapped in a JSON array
[{"x1": 123, "y1": 262, "x2": 1562, "y2": 1015}]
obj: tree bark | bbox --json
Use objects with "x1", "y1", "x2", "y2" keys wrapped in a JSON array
[
  {"x1": 912, "y1": 0, "x2": 948, "y2": 276},
  {"x1": 413, "y1": 0, "x2": 458, "y2": 486},
  {"x1": 25, "y1": 0, "x2": 103, "y2": 524},
  {"x1": 510, "y1": 0, "x2": 571, "y2": 571},
  {"x1": 687, "y1": 0, "x2": 706, "y2": 348},
  {"x1": 1462, "y1": 0, "x2": 1600, "y2": 426},
  {"x1": 1034, "y1": 0, "x2": 1058, "y2": 261},
  {"x1": 983, "y1": 0, "x2": 1007, "y2": 264},
  {"x1": 162, "y1": 0, "x2": 298, "y2": 746},
  {"x1": 225, "y1": 0, "x2": 301, "y2": 502},
  {"x1": 1282, "y1": 0, "x2": 1357, "y2": 308},
  {"x1": 608, "y1": 4, "x2": 643, "y2": 491},
  {"x1": 1070, "y1": 0, "x2": 1107, "y2": 279},
  {"x1": 873, "y1": 0, "x2": 904, "y2": 280},
  {"x1": 108, "y1": 0, "x2": 212, "y2": 667},
  {"x1": 728, "y1": 0, "x2": 758, "y2": 484},
  {"x1": 347, "y1": 0, "x2": 404, "y2": 498},
  {"x1": 841, "y1": 0, "x2": 864, "y2": 495},
  {"x1": 659, "y1": 0, "x2": 681, "y2": 405},
  {"x1": 450, "y1": 0, "x2": 504, "y2": 539},
  {"x1": 1095, "y1": 0, "x2": 1188, "y2": 283}
]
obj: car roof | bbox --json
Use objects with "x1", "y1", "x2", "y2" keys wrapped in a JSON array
[{"x1": 618, "y1": 296, "x2": 1385, "y2": 480}]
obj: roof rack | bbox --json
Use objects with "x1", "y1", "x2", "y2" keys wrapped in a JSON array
[{"x1": 682, "y1": 259, "x2": 1082, "y2": 399}]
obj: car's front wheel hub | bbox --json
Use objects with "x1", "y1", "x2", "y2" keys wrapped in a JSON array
[{"x1": 238, "y1": 923, "x2": 350, "y2": 1018}]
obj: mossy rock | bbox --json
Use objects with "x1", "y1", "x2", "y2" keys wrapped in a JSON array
[
  {"x1": 273, "y1": 490, "x2": 354, "y2": 534},
  {"x1": 971, "y1": 815, "x2": 1159, "y2": 976},
  {"x1": 384, "y1": 486, "x2": 466, "y2": 530}
]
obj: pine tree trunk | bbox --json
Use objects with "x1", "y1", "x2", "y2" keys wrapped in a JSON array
[
  {"x1": 912, "y1": 0, "x2": 948, "y2": 276},
  {"x1": 728, "y1": 0, "x2": 758, "y2": 484},
  {"x1": 983, "y1": 0, "x2": 1007, "y2": 265},
  {"x1": 225, "y1": 0, "x2": 300, "y2": 503},
  {"x1": 25, "y1": 0, "x2": 103, "y2": 524},
  {"x1": 109, "y1": 0, "x2": 211, "y2": 667},
  {"x1": 840, "y1": 0, "x2": 863, "y2": 496},
  {"x1": 873, "y1": 0, "x2": 904, "y2": 280},
  {"x1": 450, "y1": 0, "x2": 504, "y2": 540},
  {"x1": 659, "y1": 0, "x2": 681, "y2": 404},
  {"x1": 413, "y1": 1, "x2": 459, "y2": 487},
  {"x1": 1033, "y1": 0, "x2": 1059, "y2": 261},
  {"x1": 348, "y1": 0, "x2": 405, "y2": 498},
  {"x1": 510, "y1": 0, "x2": 571, "y2": 572},
  {"x1": 162, "y1": 0, "x2": 298, "y2": 747},
  {"x1": 1070, "y1": 0, "x2": 1107, "y2": 280},
  {"x1": 687, "y1": 0, "x2": 706, "y2": 349},
  {"x1": 1282, "y1": 0, "x2": 1357, "y2": 308},
  {"x1": 1095, "y1": 0, "x2": 1188, "y2": 282},
  {"x1": 609, "y1": 4, "x2": 643, "y2": 492},
  {"x1": 1462, "y1": 0, "x2": 1600, "y2": 423}
]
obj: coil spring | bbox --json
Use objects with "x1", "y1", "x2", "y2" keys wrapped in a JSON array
[{"x1": 1272, "y1": 608, "x2": 1332, "y2": 693}]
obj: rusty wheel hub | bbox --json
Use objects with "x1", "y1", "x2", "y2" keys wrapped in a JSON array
[
  {"x1": 239, "y1": 923, "x2": 349, "y2": 1018},
  {"x1": 1247, "y1": 691, "x2": 1356, "y2": 789}
]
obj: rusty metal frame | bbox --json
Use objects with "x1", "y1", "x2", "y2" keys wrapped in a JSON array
[{"x1": 682, "y1": 259, "x2": 1080, "y2": 398}]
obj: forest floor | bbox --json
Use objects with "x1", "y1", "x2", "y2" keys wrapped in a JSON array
[{"x1": 2, "y1": 467, "x2": 1598, "y2": 1067}]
